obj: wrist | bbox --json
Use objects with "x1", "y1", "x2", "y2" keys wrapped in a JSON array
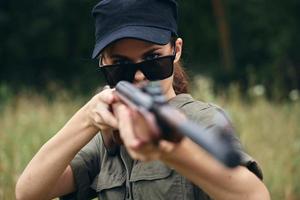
[{"x1": 76, "y1": 104, "x2": 99, "y2": 135}]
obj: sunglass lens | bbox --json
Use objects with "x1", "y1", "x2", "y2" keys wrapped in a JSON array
[
  {"x1": 101, "y1": 64, "x2": 136, "y2": 87},
  {"x1": 140, "y1": 56, "x2": 174, "y2": 80}
]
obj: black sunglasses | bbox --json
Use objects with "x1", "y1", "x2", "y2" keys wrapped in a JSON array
[{"x1": 99, "y1": 53, "x2": 176, "y2": 87}]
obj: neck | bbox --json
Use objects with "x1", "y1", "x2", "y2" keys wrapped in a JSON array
[{"x1": 165, "y1": 87, "x2": 176, "y2": 100}]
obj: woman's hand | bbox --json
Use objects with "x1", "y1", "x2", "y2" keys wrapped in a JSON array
[
  {"x1": 113, "y1": 103, "x2": 177, "y2": 161},
  {"x1": 85, "y1": 87, "x2": 119, "y2": 132}
]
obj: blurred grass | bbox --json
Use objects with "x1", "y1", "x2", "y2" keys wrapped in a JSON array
[
  {"x1": 193, "y1": 76, "x2": 300, "y2": 200},
  {"x1": 0, "y1": 78, "x2": 299, "y2": 200},
  {"x1": 0, "y1": 89, "x2": 85, "y2": 200}
]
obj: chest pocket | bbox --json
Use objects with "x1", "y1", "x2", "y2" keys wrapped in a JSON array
[
  {"x1": 130, "y1": 161, "x2": 184, "y2": 200},
  {"x1": 91, "y1": 154, "x2": 126, "y2": 200}
]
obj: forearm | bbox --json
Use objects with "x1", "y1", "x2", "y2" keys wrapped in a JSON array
[
  {"x1": 16, "y1": 105, "x2": 99, "y2": 200},
  {"x1": 161, "y1": 138, "x2": 270, "y2": 200}
]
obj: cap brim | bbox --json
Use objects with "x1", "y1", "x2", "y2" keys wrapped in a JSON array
[{"x1": 92, "y1": 26, "x2": 171, "y2": 59}]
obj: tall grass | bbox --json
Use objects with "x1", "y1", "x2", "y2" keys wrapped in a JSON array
[
  {"x1": 0, "y1": 79, "x2": 299, "y2": 200},
  {"x1": 0, "y1": 90, "x2": 85, "y2": 200},
  {"x1": 193, "y1": 76, "x2": 300, "y2": 200}
]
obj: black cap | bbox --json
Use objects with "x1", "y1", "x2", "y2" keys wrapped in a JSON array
[{"x1": 91, "y1": 0, "x2": 178, "y2": 59}]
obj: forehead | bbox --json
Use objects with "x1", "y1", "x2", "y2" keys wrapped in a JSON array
[{"x1": 103, "y1": 38, "x2": 170, "y2": 56}]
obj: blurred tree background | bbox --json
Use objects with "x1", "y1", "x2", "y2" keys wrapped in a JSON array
[{"x1": 0, "y1": 0, "x2": 299, "y2": 99}]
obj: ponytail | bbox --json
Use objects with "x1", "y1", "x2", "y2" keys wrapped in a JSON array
[{"x1": 173, "y1": 60, "x2": 189, "y2": 94}]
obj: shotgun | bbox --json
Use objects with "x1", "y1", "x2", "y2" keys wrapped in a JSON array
[{"x1": 115, "y1": 81, "x2": 241, "y2": 168}]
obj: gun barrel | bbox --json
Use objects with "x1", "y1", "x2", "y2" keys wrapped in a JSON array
[{"x1": 156, "y1": 106, "x2": 241, "y2": 167}]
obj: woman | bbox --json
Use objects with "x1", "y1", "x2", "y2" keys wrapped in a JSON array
[{"x1": 16, "y1": 0, "x2": 270, "y2": 199}]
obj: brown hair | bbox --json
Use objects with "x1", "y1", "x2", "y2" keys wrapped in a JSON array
[
  {"x1": 173, "y1": 61, "x2": 189, "y2": 94},
  {"x1": 171, "y1": 37, "x2": 189, "y2": 94}
]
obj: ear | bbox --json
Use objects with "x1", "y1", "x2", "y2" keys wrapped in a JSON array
[{"x1": 174, "y1": 38, "x2": 183, "y2": 63}]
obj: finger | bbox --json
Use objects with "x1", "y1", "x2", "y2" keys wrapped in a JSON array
[
  {"x1": 102, "y1": 85, "x2": 111, "y2": 90},
  {"x1": 132, "y1": 110, "x2": 160, "y2": 141},
  {"x1": 159, "y1": 140, "x2": 176, "y2": 154},
  {"x1": 92, "y1": 101, "x2": 117, "y2": 127},
  {"x1": 115, "y1": 104, "x2": 143, "y2": 149},
  {"x1": 91, "y1": 111, "x2": 109, "y2": 128},
  {"x1": 98, "y1": 109, "x2": 118, "y2": 128},
  {"x1": 97, "y1": 88, "x2": 117, "y2": 104},
  {"x1": 93, "y1": 120, "x2": 110, "y2": 130},
  {"x1": 112, "y1": 90, "x2": 121, "y2": 102}
]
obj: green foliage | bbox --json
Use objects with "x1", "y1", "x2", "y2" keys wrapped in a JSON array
[
  {"x1": 0, "y1": 0, "x2": 102, "y2": 92},
  {"x1": 225, "y1": 0, "x2": 300, "y2": 99},
  {"x1": 0, "y1": 89, "x2": 84, "y2": 200},
  {"x1": 0, "y1": 0, "x2": 299, "y2": 98},
  {"x1": 0, "y1": 84, "x2": 13, "y2": 109}
]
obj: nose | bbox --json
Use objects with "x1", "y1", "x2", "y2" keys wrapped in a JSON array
[{"x1": 133, "y1": 70, "x2": 146, "y2": 83}]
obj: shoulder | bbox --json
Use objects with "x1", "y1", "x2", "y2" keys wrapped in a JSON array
[
  {"x1": 169, "y1": 94, "x2": 264, "y2": 180},
  {"x1": 169, "y1": 93, "x2": 232, "y2": 129}
]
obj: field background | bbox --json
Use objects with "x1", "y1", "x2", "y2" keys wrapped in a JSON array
[
  {"x1": 0, "y1": 78, "x2": 299, "y2": 200},
  {"x1": 1, "y1": 0, "x2": 300, "y2": 199}
]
